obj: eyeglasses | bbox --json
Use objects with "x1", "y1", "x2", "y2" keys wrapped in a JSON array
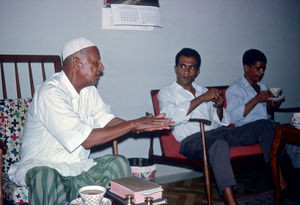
[{"x1": 178, "y1": 63, "x2": 198, "y2": 71}]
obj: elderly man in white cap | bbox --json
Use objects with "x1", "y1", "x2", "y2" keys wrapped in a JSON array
[{"x1": 8, "y1": 37, "x2": 173, "y2": 204}]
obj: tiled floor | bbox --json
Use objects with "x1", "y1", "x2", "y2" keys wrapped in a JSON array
[{"x1": 160, "y1": 167, "x2": 300, "y2": 205}]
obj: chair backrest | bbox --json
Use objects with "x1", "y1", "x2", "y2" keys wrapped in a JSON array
[
  {"x1": 0, "y1": 54, "x2": 62, "y2": 176},
  {"x1": 151, "y1": 89, "x2": 187, "y2": 158},
  {"x1": 0, "y1": 54, "x2": 62, "y2": 99}
]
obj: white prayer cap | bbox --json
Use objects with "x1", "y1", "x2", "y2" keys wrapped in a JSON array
[{"x1": 62, "y1": 37, "x2": 95, "y2": 61}]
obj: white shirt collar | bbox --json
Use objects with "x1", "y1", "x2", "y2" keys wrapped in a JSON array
[{"x1": 60, "y1": 71, "x2": 80, "y2": 100}]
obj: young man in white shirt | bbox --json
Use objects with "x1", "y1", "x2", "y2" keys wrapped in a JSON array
[{"x1": 158, "y1": 48, "x2": 238, "y2": 204}]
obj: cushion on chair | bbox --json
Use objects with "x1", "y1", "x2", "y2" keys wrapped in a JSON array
[
  {"x1": 230, "y1": 144, "x2": 262, "y2": 159},
  {"x1": 0, "y1": 98, "x2": 31, "y2": 204},
  {"x1": 2, "y1": 173, "x2": 29, "y2": 203},
  {"x1": 161, "y1": 128, "x2": 263, "y2": 159}
]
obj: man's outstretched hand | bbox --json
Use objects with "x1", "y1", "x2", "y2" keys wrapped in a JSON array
[{"x1": 132, "y1": 113, "x2": 174, "y2": 133}]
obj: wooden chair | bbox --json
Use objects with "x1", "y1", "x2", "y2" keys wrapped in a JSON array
[
  {"x1": 148, "y1": 87, "x2": 265, "y2": 204},
  {"x1": 0, "y1": 54, "x2": 62, "y2": 204}
]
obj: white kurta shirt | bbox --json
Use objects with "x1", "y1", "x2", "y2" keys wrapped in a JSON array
[
  {"x1": 158, "y1": 82, "x2": 230, "y2": 142},
  {"x1": 8, "y1": 71, "x2": 115, "y2": 186}
]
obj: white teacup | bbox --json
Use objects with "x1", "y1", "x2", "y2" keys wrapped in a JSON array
[
  {"x1": 79, "y1": 185, "x2": 106, "y2": 205},
  {"x1": 291, "y1": 113, "x2": 300, "y2": 124},
  {"x1": 269, "y1": 88, "x2": 282, "y2": 97}
]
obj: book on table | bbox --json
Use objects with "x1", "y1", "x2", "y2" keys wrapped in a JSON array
[
  {"x1": 109, "y1": 176, "x2": 164, "y2": 204},
  {"x1": 106, "y1": 190, "x2": 167, "y2": 205}
]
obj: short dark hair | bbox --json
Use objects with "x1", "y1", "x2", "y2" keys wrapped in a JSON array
[
  {"x1": 242, "y1": 49, "x2": 267, "y2": 66},
  {"x1": 175, "y1": 48, "x2": 201, "y2": 69}
]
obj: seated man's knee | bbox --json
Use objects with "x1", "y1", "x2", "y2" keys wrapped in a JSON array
[
  {"x1": 111, "y1": 155, "x2": 130, "y2": 169},
  {"x1": 96, "y1": 154, "x2": 131, "y2": 176},
  {"x1": 214, "y1": 139, "x2": 229, "y2": 149},
  {"x1": 209, "y1": 140, "x2": 230, "y2": 154},
  {"x1": 254, "y1": 119, "x2": 273, "y2": 129},
  {"x1": 100, "y1": 154, "x2": 129, "y2": 165},
  {"x1": 25, "y1": 166, "x2": 59, "y2": 186},
  {"x1": 208, "y1": 140, "x2": 230, "y2": 166}
]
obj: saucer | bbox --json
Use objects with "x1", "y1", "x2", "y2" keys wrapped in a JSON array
[
  {"x1": 268, "y1": 95, "x2": 284, "y2": 101},
  {"x1": 291, "y1": 123, "x2": 300, "y2": 129},
  {"x1": 70, "y1": 197, "x2": 112, "y2": 205}
]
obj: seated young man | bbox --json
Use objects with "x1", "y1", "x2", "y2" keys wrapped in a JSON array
[
  {"x1": 226, "y1": 48, "x2": 288, "y2": 192},
  {"x1": 158, "y1": 48, "x2": 240, "y2": 204},
  {"x1": 8, "y1": 37, "x2": 173, "y2": 204}
]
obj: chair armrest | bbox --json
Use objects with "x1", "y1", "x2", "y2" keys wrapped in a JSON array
[
  {"x1": 189, "y1": 118, "x2": 211, "y2": 125},
  {"x1": 275, "y1": 107, "x2": 300, "y2": 113},
  {"x1": 270, "y1": 106, "x2": 300, "y2": 120}
]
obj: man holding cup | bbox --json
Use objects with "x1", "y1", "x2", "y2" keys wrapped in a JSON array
[
  {"x1": 226, "y1": 49, "x2": 283, "y2": 126},
  {"x1": 226, "y1": 49, "x2": 289, "y2": 193}
]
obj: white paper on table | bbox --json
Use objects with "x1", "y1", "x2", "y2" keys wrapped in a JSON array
[
  {"x1": 110, "y1": 4, "x2": 162, "y2": 27},
  {"x1": 101, "y1": 7, "x2": 154, "y2": 31}
]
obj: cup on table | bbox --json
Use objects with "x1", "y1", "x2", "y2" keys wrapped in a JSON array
[
  {"x1": 291, "y1": 113, "x2": 300, "y2": 124},
  {"x1": 269, "y1": 88, "x2": 282, "y2": 97},
  {"x1": 78, "y1": 185, "x2": 106, "y2": 205}
]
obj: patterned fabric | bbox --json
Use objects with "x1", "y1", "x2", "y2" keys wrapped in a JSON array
[
  {"x1": 0, "y1": 98, "x2": 31, "y2": 204},
  {"x1": 2, "y1": 173, "x2": 29, "y2": 203},
  {"x1": 129, "y1": 158, "x2": 156, "y2": 182}
]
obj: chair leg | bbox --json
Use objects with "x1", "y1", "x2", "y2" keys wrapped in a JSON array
[
  {"x1": 200, "y1": 122, "x2": 212, "y2": 205},
  {"x1": 113, "y1": 140, "x2": 118, "y2": 155}
]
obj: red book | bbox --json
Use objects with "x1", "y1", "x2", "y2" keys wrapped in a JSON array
[{"x1": 110, "y1": 176, "x2": 163, "y2": 204}]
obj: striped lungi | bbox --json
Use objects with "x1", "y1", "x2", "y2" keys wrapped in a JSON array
[{"x1": 25, "y1": 154, "x2": 131, "y2": 205}]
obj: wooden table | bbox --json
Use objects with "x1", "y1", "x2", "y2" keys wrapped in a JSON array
[
  {"x1": 270, "y1": 124, "x2": 300, "y2": 205},
  {"x1": 105, "y1": 191, "x2": 124, "y2": 205}
]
